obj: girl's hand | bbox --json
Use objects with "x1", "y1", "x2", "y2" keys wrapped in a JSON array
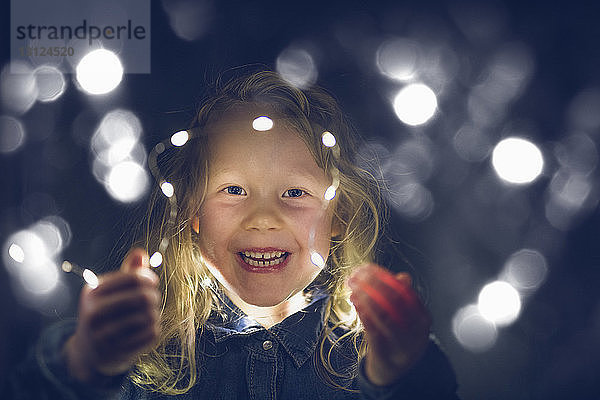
[
  {"x1": 348, "y1": 264, "x2": 431, "y2": 386},
  {"x1": 64, "y1": 248, "x2": 161, "y2": 384}
]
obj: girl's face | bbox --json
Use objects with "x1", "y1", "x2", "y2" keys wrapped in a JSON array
[{"x1": 195, "y1": 106, "x2": 336, "y2": 307}]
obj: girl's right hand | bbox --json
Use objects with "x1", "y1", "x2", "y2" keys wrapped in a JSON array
[{"x1": 63, "y1": 248, "x2": 161, "y2": 384}]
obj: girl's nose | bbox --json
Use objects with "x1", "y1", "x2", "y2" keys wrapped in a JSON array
[{"x1": 242, "y1": 202, "x2": 283, "y2": 231}]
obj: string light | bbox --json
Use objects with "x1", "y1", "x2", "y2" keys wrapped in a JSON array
[{"x1": 61, "y1": 261, "x2": 99, "y2": 289}]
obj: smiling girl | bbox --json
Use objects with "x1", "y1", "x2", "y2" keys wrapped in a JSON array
[{"x1": 8, "y1": 69, "x2": 459, "y2": 399}]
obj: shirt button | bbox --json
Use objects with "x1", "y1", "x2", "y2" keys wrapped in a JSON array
[{"x1": 262, "y1": 340, "x2": 273, "y2": 351}]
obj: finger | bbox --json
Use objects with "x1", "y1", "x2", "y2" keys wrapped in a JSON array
[
  {"x1": 94, "y1": 271, "x2": 158, "y2": 296},
  {"x1": 372, "y1": 269, "x2": 424, "y2": 315},
  {"x1": 94, "y1": 311, "x2": 159, "y2": 348},
  {"x1": 353, "y1": 281, "x2": 408, "y2": 329},
  {"x1": 87, "y1": 288, "x2": 160, "y2": 329},
  {"x1": 120, "y1": 248, "x2": 149, "y2": 273},
  {"x1": 351, "y1": 265, "x2": 425, "y2": 319},
  {"x1": 352, "y1": 290, "x2": 397, "y2": 340}
]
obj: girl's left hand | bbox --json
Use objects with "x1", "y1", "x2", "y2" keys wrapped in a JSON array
[{"x1": 348, "y1": 264, "x2": 431, "y2": 386}]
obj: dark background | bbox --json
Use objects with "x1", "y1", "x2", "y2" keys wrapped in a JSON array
[{"x1": 1, "y1": 1, "x2": 600, "y2": 399}]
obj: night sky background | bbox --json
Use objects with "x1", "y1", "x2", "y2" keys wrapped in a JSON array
[{"x1": 1, "y1": 1, "x2": 600, "y2": 399}]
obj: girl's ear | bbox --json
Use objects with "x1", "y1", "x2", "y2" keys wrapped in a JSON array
[
  {"x1": 331, "y1": 218, "x2": 342, "y2": 238},
  {"x1": 191, "y1": 216, "x2": 200, "y2": 234}
]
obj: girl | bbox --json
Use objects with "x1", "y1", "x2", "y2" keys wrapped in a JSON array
[{"x1": 7, "y1": 69, "x2": 458, "y2": 399}]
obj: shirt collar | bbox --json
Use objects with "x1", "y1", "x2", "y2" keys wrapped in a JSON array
[{"x1": 205, "y1": 284, "x2": 330, "y2": 368}]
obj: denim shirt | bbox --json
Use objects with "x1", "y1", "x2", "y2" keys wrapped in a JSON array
[{"x1": 4, "y1": 286, "x2": 459, "y2": 400}]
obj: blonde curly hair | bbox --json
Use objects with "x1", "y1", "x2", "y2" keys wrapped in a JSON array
[{"x1": 131, "y1": 68, "x2": 387, "y2": 394}]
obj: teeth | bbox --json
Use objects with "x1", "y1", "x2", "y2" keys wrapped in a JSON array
[
  {"x1": 242, "y1": 251, "x2": 284, "y2": 260},
  {"x1": 241, "y1": 252, "x2": 287, "y2": 267}
]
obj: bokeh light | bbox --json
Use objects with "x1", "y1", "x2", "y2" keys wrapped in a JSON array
[
  {"x1": 502, "y1": 249, "x2": 548, "y2": 292},
  {"x1": 375, "y1": 37, "x2": 419, "y2": 81},
  {"x1": 106, "y1": 161, "x2": 150, "y2": 203},
  {"x1": 276, "y1": 47, "x2": 317, "y2": 89},
  {"x1": 310, "y1": 251, "x2": 326, "y2": 268},
  {"x1": 393, "y1": 83, "x2": 437, "y2": 126},
  {"x1": 452, "y1": 304, "x2": 498, "y2": 352},
  {"x1": 149, "y1": 251, "x2": 163, "y2": 268},
  {"x1": 0, "y1": 115, "x2": 26, "y2": 154},
  {"x1": 252, "y1": 116, "x2": 273, "y2": 131},
  {"x1": 554, "y1": 133, "x2": 598, "y2": 175},
  {"x1": 545, "y1": 169, "x2": 595, "y2": 231},
  {"x1": 2, "y1": 217, "x2": 72, "y2": 300},
  {"x1": 478, "y1": 280, "x2": 521, "y2": 326},
  {"x1": 324, "y1": 185, "x2": 336, "y2": 201},
  {"x1": 83, "y1": 268, "x2": 99, "y2": 289},
  {"x1": 8, "y1": 243, "x2": 25, "y2": 263},
  {"x1": 492, "y1": 137, "x2": 544, "y2": 184},
  {"x1": 33, "y1": 65, "x2": 66, "y2": 102},
  {"x1": 387, "y1": 181, "x2": 434, "y2": 221},
  {"x1": 453, "y1": 123, "x2": 493, "y2": 162},
  {"x1": 321, "y1": 131, "x2": 336, "y2": 147},
  {"x1": 0, "y1": 62, "x2": 38, "y2": 115},
  {"x1": 76, "y1": 49, "x2": 123, "y2": 95},
  {"x1": 160, "y1": 181, "x2": 175, "y2": 198},
  {"x1": 91, "y1": 110, "x2": 149, "y2": 203},
  {"x1": 170, "y1": 130, "x2": 189, "y2": 146},
  {"x1": 162, "y1": 0, "x2": 214, "y2": 41},
  {"x1": 567, "y1": 87, "x2": 600, "y2": 131}
]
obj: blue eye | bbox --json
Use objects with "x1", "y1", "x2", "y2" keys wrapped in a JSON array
[
  {"x1": 224, "y1": 186, "x2": 246, "y2": 195},
  {"x1": 283, "y1": 188, "x2": 306, "y2": 198}
]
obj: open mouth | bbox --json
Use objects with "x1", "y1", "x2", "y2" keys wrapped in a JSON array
[{"x1": 238, "y1": 250, "x2": 289, "y2": 267}]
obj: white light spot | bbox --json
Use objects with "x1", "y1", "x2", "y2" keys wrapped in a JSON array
[
  {"x1": 83, "y1": 268, "x2": 99, "y2": 289},
  {"x1": 170, "y1": 130, "x2": 189, "y2": 146},
  {"x1": 310, "y1": 251, "x2": 326, "y2": 268},
  {"x1": 104, "y1": 137, "x2": 138, "y2": 165},
  {"x1": 375, "y1": 37, "x2": 419, "y2": 81},
  {"x1": 33, "y1": 65, "x2": 66, "y2": 102},
  {"x1": 149, "y1": 251, "x2": 163, "y2": 268},
  {"x1": 76, "y1": 49, "x2": 123, "y2": 95},
  {"x1": 93, "y1": 110, "x2": 142, "y2": 152},
  {"x1": 492, "y1": 137, "x2": 544, "y2": 184},
  {"x1": 324, "y1": 186, "x2": 337, "y2": 201},
  {"x1": 106, "y1": 161, "x2": 149, "y2": 203},
  {"x1": 478, "y1": 281, "x2": 521, "y2": 326},
  {"x1": 276, "y1": 47, "x2": 317, "y2": 89},
  {"x1": 393, "y1": 84, "x2": 437, "y2": 126},
  {"x1": 0, "y1": 115, "x2": 26, "y2": 154},
  {"x1": 19, "y1": 261, "x2": 59, "y2": 294},
  {"x1": 8, "y1": 243, "x2": 25, "y2": 263},
  {"x1": 252, "y1": 116, "x2": 273, "y2": 131},
  {"x1": 503, "y1": 249, "x2": 548, "y2": 292},
  {"x1": 452, "y1": 304, "x2": 498, "y2": 352},
  {"x1": 0, "y1": 62, "x2": 38, "y2": 115},
  {"x1": 321, "y1": 131, "x2": 336, "y2": 147},
  {"x1": 160, "y1": 181, "x2": 175, "y2": 198}
]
